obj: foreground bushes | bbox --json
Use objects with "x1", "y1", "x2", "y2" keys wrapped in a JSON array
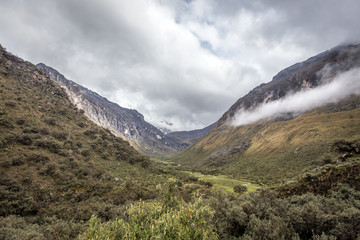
[
  {"x1": 209, "y1": 184, "x2": 360, "y2": 240},
  {"x1": 77, "y1": 179, "x2": 218, "y2": 240},
  {"x1": 78, "y1": 179, "x2": 360, "y2": 240}
]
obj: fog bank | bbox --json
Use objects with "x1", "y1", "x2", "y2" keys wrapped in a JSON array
[{"x1": 231, "y1": 67, "x2": 360, "y2": 127}]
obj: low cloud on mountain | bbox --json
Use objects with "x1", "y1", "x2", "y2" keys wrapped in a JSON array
[{"x1": 231, "y1": 67, "x2": 360, "y2": 127}]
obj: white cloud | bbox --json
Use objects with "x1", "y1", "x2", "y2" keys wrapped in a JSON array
[{"x1": 231, "y1": 68, "x2": 360, "y2": 127}]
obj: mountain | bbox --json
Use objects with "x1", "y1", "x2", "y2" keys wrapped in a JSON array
[
  {"x1": 172, "y1": 44, "x2": 360, "y2": 184},
  {"x1": 0, "y1": 44, "x2": 171, "y2": 239},
  {"x1": 36, "y1": 63, "x2": 212, "y2": 157}
]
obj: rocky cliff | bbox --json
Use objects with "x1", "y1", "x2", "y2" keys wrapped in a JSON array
[{"x1": 37, "y1": 63, "x2": 212, "y2": 156}]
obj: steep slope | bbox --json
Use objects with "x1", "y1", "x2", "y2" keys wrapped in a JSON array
[
  {"x1": 36, "y1": 63, "x2": 212, "y2": 157},
  {"x1": 173, "y1": 44, "x2": 360, "y2": 184},
  {"x1": 0, "y1": 45, "x2": 171, "y2": 239}
]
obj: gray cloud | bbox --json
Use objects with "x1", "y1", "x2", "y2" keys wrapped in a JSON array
[{"x1": 0, "y1": 0, "x2": 359, "y2": 130}]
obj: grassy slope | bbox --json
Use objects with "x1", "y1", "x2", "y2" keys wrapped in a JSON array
[
  {"x1": 172, "y1": 96, "x2": 360, "y2": 185},
  {"x1": 0, "y1": 46, "x2": 173, "y2": 239}
]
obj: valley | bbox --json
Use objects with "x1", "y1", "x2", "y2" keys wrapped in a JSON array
[
  {"x1": 1, "y1": 43, "x2": 360, "y2": 240},
  {"x1": 37, "y1": 63, "x2": 213, "y2": 158}
]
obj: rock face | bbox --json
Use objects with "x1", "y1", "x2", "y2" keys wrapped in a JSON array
[{"x1": 37, "y1": 63, "x2": 212, "y2": 156}]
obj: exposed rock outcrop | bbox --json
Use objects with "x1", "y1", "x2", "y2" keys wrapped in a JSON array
[{"x1": 37, "y1": 63, "x2": 213, "y2": 156}]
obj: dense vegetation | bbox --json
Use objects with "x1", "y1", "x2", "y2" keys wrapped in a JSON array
[{"x1": 78, "y1": 163, "x2": 360, "y2": 240}]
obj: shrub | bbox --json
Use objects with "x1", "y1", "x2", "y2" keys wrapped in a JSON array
[
  {"x1": 333, "y1": 139, "x2": 360, "y2": 153},
  {"x1": 0, "y1": 119, "x2": 14, "y2": 128},
  {"x1": 27, "y1": 154, "x2": 49, "y2": 163},
  {"x1": 39, "y1": 128, "x2": 49, "y2": 135},
  {"x1": 1, "y1": 160, "x2": 11, "y2": 168},
  {"x1": 17, "y1": 135, "x2": 33, "y2": 145},
  {"x1": 0, "y1": 215, "x2": 46, "y2": 240},
  {"x1": 5, "y1": 102, "x2": 16, "y2": 108},
  {"x1": 0, "y1": 179, "x2": 37, "y2": 216},
  {"x1": 81, "y1": 150, "x2": 91, "y2": 157},
  {"x1": 321, "y1": 153, "x2": 334, "y2": 165},
  {"x1": 83, "y1": 130, "x2": 96, "y2": 137},
  {"x1": 199, "y1": 180, "x2": 213, "y2": 188},
  {"x1": 16, "y1": 119, "x2": 25, "y2": 125},
  {"x1": 128, "y1": 155, "x2": 149, "y2": 165},
  {"x1": 52, "y1": 131, "x2": 68, "y2": 141},
  {"x1": 39, "y1": 163, "x2": 57, "y2": 176},
  {"x1": 44, "y1": 118, "x2": 56, "y2": 126},
  {"x1": 11, "y1": 157, "x2": 25, "y2": 166},
  {"x1": 35, "y1": 140, "x2": 61, "y2": 153},
  {"x1": 77, "y1": 122, "x2": 86, "y2": 128},
  {"x1": 234, "y1": 185, "x2": 247, "y2": 194},
  {"x1": 23, "y1": 128, "x2": 40, "y2": 134},
  {"x1": 141, "y1": 160, "x2": 151, "y2": 169}
]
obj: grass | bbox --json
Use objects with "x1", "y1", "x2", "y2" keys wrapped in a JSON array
[
  {"x1": 184, "y1": 171, "x2": 262, "y2": 193},
  {"x1": 171, "y1": 96, "x2": 360, "y2": 185}
]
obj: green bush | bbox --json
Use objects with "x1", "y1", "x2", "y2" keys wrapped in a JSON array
[
  {"x1": 27, "y1": 154, "x2": 49, "y2": 163},
  {"x1": 17, "y1": 135, "x2": 33, "y2": 145},
  {"x1": 39, "y1": 128, "x2": 50, "y2": 135},
  {"x1": 52, "y1": 131, "x2": 68, "y2": 141},
  {"x1": 234, "y1": 185, "x2": 247, "y2": 194},
  {"x1": 77, "y1": 179, "x2": 218, "y2": 240},
  {"x1": 208, "y1": 185, "x2": 360, "y2": 239},
  {"x1": 0, "y1": 119, "x2": 14, "y2": 128},
  {"x1": 0, "y1": 179, "x2": 37, "y2": 216},
  {"x1": 16, "y1": 119, "x2": 25, "y2": 125},
  {"x1": 35, "y1": 140, "x2": 61, "y2": 153},
  {"x1": 43, "y1": 118, "x2": 56, "y2": 126}
]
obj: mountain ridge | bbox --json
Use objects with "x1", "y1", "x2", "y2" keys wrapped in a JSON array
[
  {"x1": 36, "y1": 63, "x2": 213, "y2": 157},
  {"x1": 219, "y1": 44, "x2": 360, "y2": 124}
]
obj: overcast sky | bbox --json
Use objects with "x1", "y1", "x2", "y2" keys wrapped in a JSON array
[{"x1": 1, "y1": 0, "x2": 359, "y2": 131}]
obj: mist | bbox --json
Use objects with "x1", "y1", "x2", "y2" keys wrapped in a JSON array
[{"x1": 231, "y1": 67, "x2": 360, "y2": 127}]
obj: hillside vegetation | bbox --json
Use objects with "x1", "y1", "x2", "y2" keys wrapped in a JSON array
[
  {"x1": 0, "y1": 45, "x2": 184, "y2": 239},
  {"x1": 174, "y1": 96, "x2": 360, "y2": 184},
  {"x1": 171, "y1": 44, "x2": 360, "y2": 185}
]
